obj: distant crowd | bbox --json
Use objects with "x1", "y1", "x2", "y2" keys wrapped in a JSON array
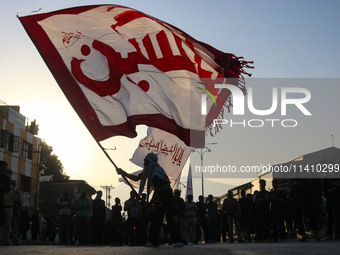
[{"x1": 1, "y1": 160, "x2": 340, "y2": 246}]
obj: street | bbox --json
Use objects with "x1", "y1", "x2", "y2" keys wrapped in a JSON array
[{"x1": 1, "y1": 240, "x2": 340, "y2": 255}]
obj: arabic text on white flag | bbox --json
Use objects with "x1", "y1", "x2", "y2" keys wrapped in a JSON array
[{"x1": 130, "y1": 127, "x2": 190, "y2": 187}]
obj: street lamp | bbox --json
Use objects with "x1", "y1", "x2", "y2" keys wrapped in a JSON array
[
  {"x1": 191, "y1": 143, "x2": 217, "y2": 199},
  {"x1": 103, "y1": 147, "x2": 116, "y2": 151}
]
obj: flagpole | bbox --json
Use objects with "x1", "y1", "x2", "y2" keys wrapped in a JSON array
[{"x1": 96, "y1": 141, "x2": 139, "y2": 197}]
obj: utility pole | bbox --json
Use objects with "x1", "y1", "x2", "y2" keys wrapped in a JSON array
[
  {"x1": 100, "y1": 185, "x2": 114, "y2": 220},
  {"x1": 191, "y1": 143, "x2": 217, "y2": 200}
]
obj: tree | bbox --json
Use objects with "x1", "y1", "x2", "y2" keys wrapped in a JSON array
[{"x1": 39, "y1": 140, "x2": 69, "y2": 181}]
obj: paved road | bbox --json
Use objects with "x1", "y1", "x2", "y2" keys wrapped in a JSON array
[{"x1": 1, "y1": 241, "x2": 340, "y2": 255}]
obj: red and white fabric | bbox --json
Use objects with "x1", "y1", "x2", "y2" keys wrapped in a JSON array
[{"x1": 19, "y1": 5, "x2": 252, "y2": 147}]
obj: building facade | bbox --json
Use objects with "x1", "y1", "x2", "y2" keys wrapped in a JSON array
[
  {"x1": 39, "y1": 180, "x2": 97, "y2": 218},
  {"x1": 0, "y1": 105, "x2": 41, "y2": 211},
  {"x1": 214, "y1": 146, "x2": 340, "y2": 206}
]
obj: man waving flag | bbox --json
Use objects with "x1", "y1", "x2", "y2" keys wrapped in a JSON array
[{"x1": 19, "y1": 5, "x2": 252, "y2": 147}]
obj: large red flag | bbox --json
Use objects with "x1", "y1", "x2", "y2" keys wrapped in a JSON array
[{"x1": 19, "y1": 5, "x2": 252, "y2": 147}]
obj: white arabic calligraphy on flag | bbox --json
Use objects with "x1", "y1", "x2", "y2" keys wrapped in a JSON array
[{"x1": 19, "y1": 5, "x2": 252, "y2": 148}]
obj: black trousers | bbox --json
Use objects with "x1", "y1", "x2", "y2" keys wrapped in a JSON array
[
  {"x1": 150, "y1": 188, "x2": 180, "y2": 246},
  {"x1": 92, "y1": 218, "x2": 105, "y2": 244},
  {"x1": 0, "y1": 195, "x2": 4, "y2": 227},
  {"x1": 126, "y1": 217, "x2": 141, "y2": 245}
]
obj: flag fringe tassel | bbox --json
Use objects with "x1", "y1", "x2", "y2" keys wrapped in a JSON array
[{"x1": 206, "y1": 56, "x2": 253, "y2": 136}]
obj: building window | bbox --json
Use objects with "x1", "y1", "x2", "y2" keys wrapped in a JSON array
[
  {"x1": 0, "y1": 130, "x2": 19, "y2": 152},
  {"x1": 20, "y1": 175, "x2": 32, "y2": 193},
  {"x1": 22, "y1": 140, "x2": 33, "y2": 160}
]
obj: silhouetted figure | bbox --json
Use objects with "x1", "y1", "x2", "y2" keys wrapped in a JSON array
[
  {"x1": 1, "y1": 179, "x2": 20, "y2": 245},
  {"x1": 289, "y1": 179, "x2": 320, "y2": 241},
  {"x1": 320, "y1": 191, "x2": 327, "y2": 231},
  {"x1": 184, "y1": 194, "x2": 198, "y2": 244},
  {"x1": 239, "y1": 189, "x2": 251, "y2": 242},
  {"x1": 46, "y1": 215, "x2": 57, "y2": 242},
  {"x1": 39, "y1": 214, "x2": 48, "y2": 241},
  {"x1": 206, "y1": 194, "x2": 219, "y2": 243},
  {"x1": 57, "y1": 188, "x2": 73, "y2": 245},
  {"x1": 173, "y1": 189, "x2": 187, "y2": 244},
  {"x1": 326, "y1": 178, "x2": 340, "y2": 239},
  {"x1": 253, "y1": 180, "x2": 270, "y2": 242},
  {"x1": 117, "y1": 153, "x2": 183, "y2": 247},
  {"x1": 74, "y1": 191, "x2": 91, "y2": 245},
  {"x1": 124, "y1": 190, "x2": 142, "y2": 246},
  {"x1": 109, "y1": 197, "x2": 123, "y2": 245},
  {"x1": 219, "y1": 208, "x2": 228, "y2": 242},
  {"x1": 309, "y1": 179, "x2": 322, "y2": 240},
  {"x1": 285, "y1": 189, "x2": 295, "y2": 236},
  {"x1": 31, "y1": 208, "x2": 40, "y2": 241},
  {"x1": 140, "y1": 193, "x2": 150, "y2": 245},
  {"x1": 269, "y1": 180, "x2": 286, "y2": 241},
  {"x1": 222, "y1": 190, "x2": 243, "y2": 243},
  {"x1": 19, "y1": 206, "x2": 30, "y2": 240},
  {"x1": 248, "y1": 192, "x2": 256, "y2": 235},
  {"x1": 92, "y1": 191, "x2": 106, "y2": 245},
  {"x1": 11, "y1": 180, "x2": 22, "y2": 245},
  {"x1": 196, "y1": 195, "x2": 208, "y2": 242},
  {"x1": 0, "y1": 161, "x2": 11, "y2": 230}
]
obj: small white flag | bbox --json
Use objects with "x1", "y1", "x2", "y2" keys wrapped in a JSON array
[
  {"x1": 130, "y1": 127, "x2": 190, "y2": 188},
  {"x1": 185, "y1": 165, "x2": 193, "y2": 200}
]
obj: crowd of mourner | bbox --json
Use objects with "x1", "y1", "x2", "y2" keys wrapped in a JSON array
[{"x1": 1, "y1": 159, "x2": 340, "y2": 246}]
